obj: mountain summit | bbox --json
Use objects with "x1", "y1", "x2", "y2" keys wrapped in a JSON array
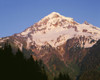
[
  {"x1": 12, "y1": 12, "x2": 100, "y2": 49},
  {"x1": 43, "y1": 12, "x2": 74, "y2": 22},
  {"x1": 0, "y1": 12, "x2": 100, "y2": 79},
  {"x1": 1, "y1": 12, "x2": 100, "y2": 49}
]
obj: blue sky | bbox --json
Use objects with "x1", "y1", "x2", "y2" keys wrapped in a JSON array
[{"x1": 0, "y1": 0, "x2": 100, "y2": 37}]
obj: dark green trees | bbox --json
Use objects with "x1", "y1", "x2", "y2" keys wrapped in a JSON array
[
  {"x1": 79, "y1": 70, "x2": 100, "y2": 80},
  {"x1": 0, "y1": 43, "x2": 71, "y2": 80},
  {"x1": 0, "y1": 43, "x2": 48, "y2": 80},
  {"x1": 54, "y1": 73, "x2": 71, "y2": 80}
]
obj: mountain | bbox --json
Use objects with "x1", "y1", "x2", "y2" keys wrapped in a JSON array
[
  {"x1": 80, "y1": 39, "x2": 100, "y2": 71},
  {"x1": 78, "y1": 40, "x2": 100, "y2": 80},
  {"x1": 0, "y1": 12, "x2": 100, "y2": 80}
]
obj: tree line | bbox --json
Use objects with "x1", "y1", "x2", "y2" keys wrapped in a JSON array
[
  {"x1": 0, "y1": 42, "x2": 99, "y2": 80},
  {"x1": 0, "y1": 43, "x2": 71, "y2": 80}
]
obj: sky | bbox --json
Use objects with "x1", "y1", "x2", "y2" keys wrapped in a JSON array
[{"x1": 0, "y1": 0, "x2": 100, "y2": 37}]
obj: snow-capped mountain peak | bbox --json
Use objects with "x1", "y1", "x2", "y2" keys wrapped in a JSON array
[
  {"x1": 1, "y1": 12, "x2": 100, "y2": 50},
  {"x1": 1, "y1": 12, "x2": 100, "y2": 79},
  {"x1": 44, "y1": 12, "x2": 74, "y2": 22},
  {"x1": 15, "y1": 12, "x2": 100, "y2": 49}
]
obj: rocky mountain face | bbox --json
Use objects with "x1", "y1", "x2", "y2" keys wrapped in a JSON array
[
  {"x1": 78, "y1": 40, "x2": 100, "y2": 80},
  {"x1": 80, "y1": 39, "x2": 100, "y2": 71},
  {"x1": 0, "y1": 12, "x2": 100, "y2": 79}
]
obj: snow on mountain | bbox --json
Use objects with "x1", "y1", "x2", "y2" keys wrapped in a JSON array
[
  {"x1": 1, "y1": 12, "x2": 100, "y2": 49},
  {"x1": 18, "y1": 12, "x2": 100, "y2": 49},
  {"x1": 1, "y1": 12, "x2": 100, "y2": 79},
  {"x1": 0, "y1": 37, "x2": 9, "y2": 43}
]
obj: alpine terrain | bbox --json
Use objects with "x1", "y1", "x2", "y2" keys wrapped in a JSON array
[{"x1": 0, "y1": 12, "x2": 100, "y2": 80}]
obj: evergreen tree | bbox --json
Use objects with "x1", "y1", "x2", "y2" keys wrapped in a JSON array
[
  {"x1": 79, "y1": 70, "x2": 100, "y2": 80},
  {"x1": 54, "y1": 72, "x2": 71, "y2": 80},
  {"x1": 0, "y1": 43, "x2": 48, "y2": 80}
]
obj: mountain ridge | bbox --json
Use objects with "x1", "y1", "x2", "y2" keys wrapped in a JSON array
[
  {"x1": 0, "y1": 12, "x2": 100, "y2": 80},
  {"x1": 0, "y1": 12, "x2": 100, "y2": 62},
  {"x1": 11, "y1": 12, "x2": 100, "y2": 49}
]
